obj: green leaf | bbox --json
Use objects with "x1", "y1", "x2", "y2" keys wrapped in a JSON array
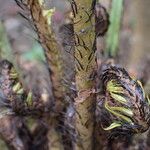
[
  {"x1": 110, "y1": 92, "x2": 127, "y2": 104},
  {"x1": 107, "y1": 80, "x2": 124, "y2": 94},
  {"x1": 103, "y1": 122, "x2": 121, "y2": 130},
  {"x1": 26, "y1": 92, "x2": 33, "y2": 106},
  {"x1": 147, "y1": 96, "x2": 150, "y2": 105},
  {"x1": 109, "y1": 106, "x2": 133, "y2": 117},
  {"x1": 104, "y1": 101, "x2": 133, "y2": 123}
]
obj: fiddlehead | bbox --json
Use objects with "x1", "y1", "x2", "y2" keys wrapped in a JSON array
[{"x1": 99, "y1": 64, "x2": 150, "y2": 137}]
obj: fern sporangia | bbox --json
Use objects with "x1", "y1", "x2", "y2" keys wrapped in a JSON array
[{"x1": 100, "y1": 65, "x2": 150, "y2": 136}]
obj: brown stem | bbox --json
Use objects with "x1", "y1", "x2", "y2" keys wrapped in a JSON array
[{"x1": 73, "y1": 0, "x2": 96, "y2": 149}]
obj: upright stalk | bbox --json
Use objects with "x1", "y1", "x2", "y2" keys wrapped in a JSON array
[
  {"x1": 73, "y1": 0, "x2": 96, "y2": 149},
  {"x1": 18, "y1": 0, "x2": 68, "y2": 149},
  {"x1": 105, "y1": 0, "x2": 123, "y2": 57}
]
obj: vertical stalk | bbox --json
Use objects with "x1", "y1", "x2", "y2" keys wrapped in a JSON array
[
  {"x1": 26, "y1": 0, "x2": 64, "y2": 104},
  {"x1": 23, "y1": 0, "x2": 67, "y2": 149},
  {"x1": 105, "y1": 0, "x2": 123, "y2": 57},
  {"x1": 73, "y1": 0, "x2": 96, "y2": 149}
]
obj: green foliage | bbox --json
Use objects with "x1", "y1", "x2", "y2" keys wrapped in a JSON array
[
  {"x1": 0, "y1": 22, "x2": 13, "y2": 62},
  {"x1": 0, "y1": 21, "x2": 45, "y2": 63},
  {"x1": 105, "y1": 0, "x2": 123, "y2": 57},
  {"x1": 22, "y1": 43, "x2": 45, "y2": 62},
  {"x1": 0, "y1": 140, "x2": 8, "y2": 150}
]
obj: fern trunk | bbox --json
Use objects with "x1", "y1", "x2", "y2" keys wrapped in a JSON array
[{"x1": 73, "y1": 0, "x2": 96, "y2": 149}]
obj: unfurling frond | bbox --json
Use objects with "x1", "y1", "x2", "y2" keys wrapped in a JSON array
[{"x1": 100, "y1": 65, "x2": 150, "y2": 134}]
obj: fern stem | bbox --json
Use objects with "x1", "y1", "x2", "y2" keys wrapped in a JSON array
[{"x1": 73, "y1": 0, "x2": 96, "y2": 149}]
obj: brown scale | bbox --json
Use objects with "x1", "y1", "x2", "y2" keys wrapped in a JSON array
[
  {"x1": 0, "y1": 60, "x2": 15, "y2": 102},
  {"x1": 94, "y1": 3, "x2": 110, "y2": 37}
]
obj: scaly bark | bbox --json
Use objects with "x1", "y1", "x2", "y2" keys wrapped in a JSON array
[{"x1": 73, "y1": 0, "x2": 96, "y2": 149}]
